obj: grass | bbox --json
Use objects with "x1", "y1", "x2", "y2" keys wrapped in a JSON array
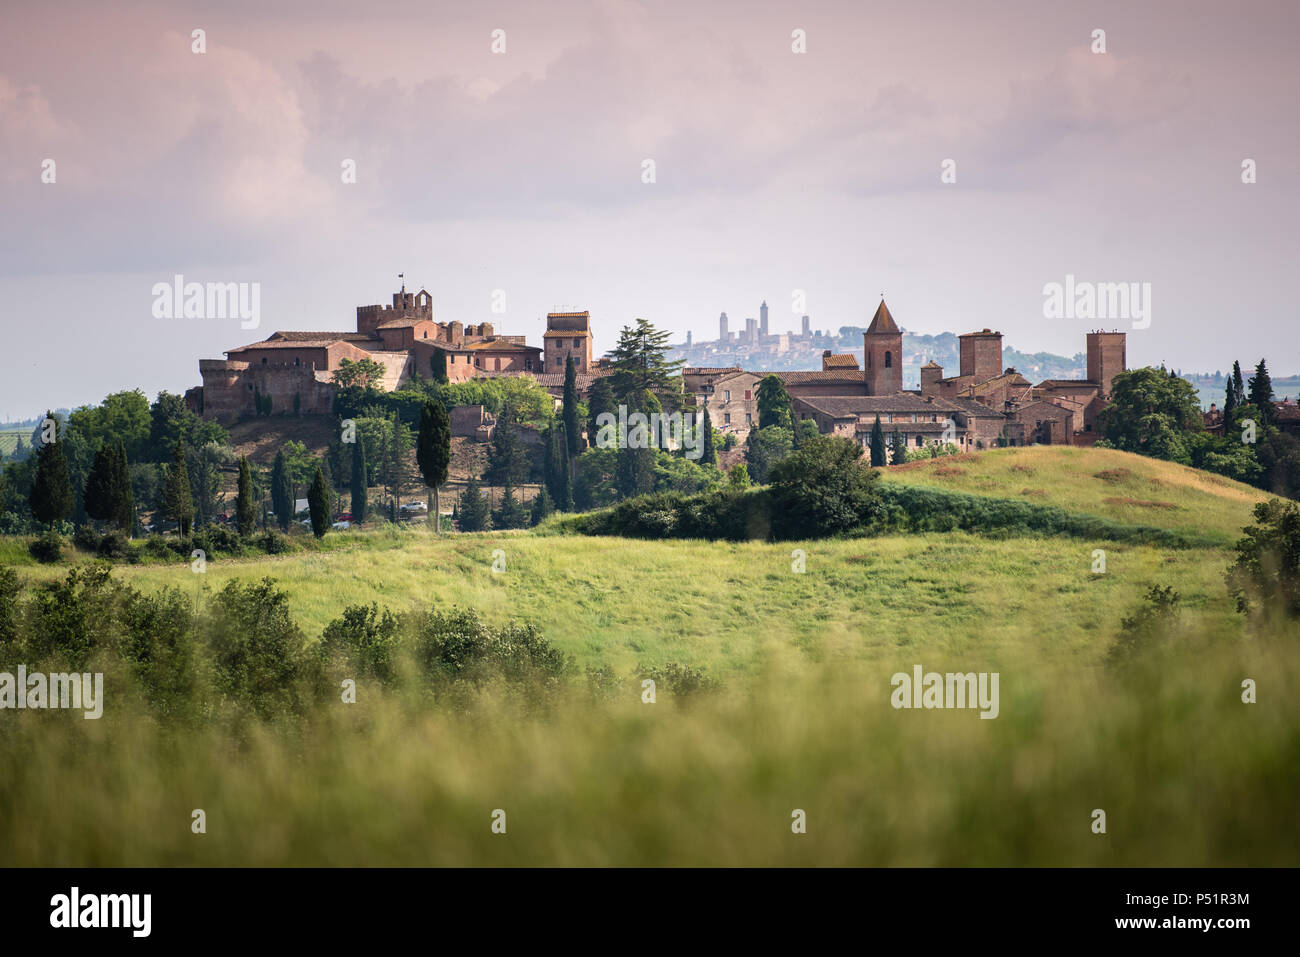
[
  {"x1": 882, "y1": 445, "x2": 1269, "y2": 542},
  {"x1": 1, "y1": 444, "x2": 1295, "y2": 866}
]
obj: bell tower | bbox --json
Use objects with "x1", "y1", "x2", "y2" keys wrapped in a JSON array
[{"x1": 863, "y1": 298, "x2": 902, "y2": 395}]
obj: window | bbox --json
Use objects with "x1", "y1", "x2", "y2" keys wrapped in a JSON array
[
  {"x1": 745, "y1": 413, "x2": 752, "y2": 425},
  {"x1": 556, "y1": 357, "x2": 563, "y2": 367},
  {"x1": 573, "y1": 338, "x2": 582, "y2": 348},
  {"x1": 915, "y1": 435, "x2": 923, "y2": 447},
  {"x1": 744, "y1": 390, "x2": 752, "y2": 400},
  {"x1": 525, "y1": 359, "x2": 532, "y2": 371},
  {"x1": 262, "y1": 357, "x2": 267, "y2": 364},
  {"x1": 294, "y1": 357, "x2": 300, "y2": 366},
  {"x1": 724, "y1": 413, "x2": 731, "y2": 425},
  {"x1": 885, "y1": 351, "x2": 893, "y2": 368},
  {"x1": 723, "y1": 390, "x2": 731, "y2": 402}
]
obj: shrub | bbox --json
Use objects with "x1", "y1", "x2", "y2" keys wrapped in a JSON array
[
  {"x1": 143, "y1": 535, "x2": 173, "y2": 560},
  {"x1": 259, "y1": 530, "x2": 291, "y2": 555},
  {"x1": 639, "y1": 662, "x2": 720, "y2": 699},
  {"x1": 119, "y1": 586, "x2": 197, "y2": 718},
  {"x1": 1107, "y1": 585, "x2": 1182, "y2": 666},
  {"x1": 1225, "y1": 498, "x2": 1300, "y2": 617},
  {"x1": 320, "y1": 603, "x2": 402, "y2": 682},
  {"x1": 202, "y1": 578, "x2": 309, "y2": 719},
  {"x1": 72, "y1": 525, "x2": 101, "y2": 553},
  {"x1": 28, "y1": 531, "x2": 64, "y2": 564},
  {"x1": 769, "y1": 435, "x2": 882, "y2": 540},
  {"x1": 96, "y1": 529, "x2": 135, "y2": 562}
]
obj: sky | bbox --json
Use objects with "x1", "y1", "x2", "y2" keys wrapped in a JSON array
[{"x1": 1, "y1": 0, "x2": 1297, "y2": 419}]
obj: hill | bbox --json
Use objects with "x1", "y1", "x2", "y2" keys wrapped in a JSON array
[{"x1": 880, "y1": 445, "x2": 1269, "y2": 543}]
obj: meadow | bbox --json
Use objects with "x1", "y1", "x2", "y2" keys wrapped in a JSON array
[{"x1": 1, "y1": 446, "x2": 1295, "y2": 866}]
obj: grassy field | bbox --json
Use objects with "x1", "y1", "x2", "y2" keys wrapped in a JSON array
[{"x1": 1, "y1": 445, "x2": 1296, "y2": 866}]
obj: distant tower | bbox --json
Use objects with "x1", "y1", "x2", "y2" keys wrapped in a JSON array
[
  {"x1": 760, "y1": 300, "x2": 769, "y2": 338},
  {"x1": 719, "y1": 312, "x2": 729, "y2": 342},
  {"x1": 745, "y1": 317, "x2": 758, "y2": 343},
  {"x1": 801, "y1": 315, "x2": 811, "y2": 337},
  {"x1": 686, "y1": 330, "x2": 693, "y2": 348},
  {"x1": 1086, "y1": 331, "x2": 1127, "y2": 399},
  {"x1": 863, "y1": 299, "x2": 902, "y2": 395},
  {"x1": 958, "y1": 329, "x2": 1003, "y2": 382}
]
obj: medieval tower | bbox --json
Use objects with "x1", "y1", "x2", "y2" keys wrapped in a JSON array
[{"x1": 863, "y1": 299, "x2": 902, "y2": 395}]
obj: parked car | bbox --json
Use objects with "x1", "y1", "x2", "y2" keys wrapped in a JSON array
[
  {"x1": 399, "y1": 501, "x2": 428, "y2": 512},
  {"x1": 332, "y1": 520, "x2": 351, "y2": 530}
]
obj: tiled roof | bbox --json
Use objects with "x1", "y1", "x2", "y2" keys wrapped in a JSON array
[
  {"x1": 762, "y1": 370, "x2": 865, "y2": 385},
  {"x1": 855, "y1": 420, "x2": 967, "y2": 433},
  {"x1": 462, "y1": 339, "x2": 540, "y2": 352},
  {"x1": 1037, "y1": 379, "x2": 1098, "y2": 389},
  {"x1": 684, "y1": 367, "x2": 743, "y2": 375},
  {"x1": 795, "y1": 394, "x2": 968, "y2": 418},
  {"x1": 822, "y1": 353, "x2": 860, "y2": 369},
  {"x1": 376, "y1": 317, "x2": 433, "y2": 329},
  {"x1": 228, "y1": 336, "x2": 361, "y2": 352},
  {"x1": 943, "y1": 397, "x2": 1005, "y2": 417},
  {"x1": 546, "y1": 313, "x2": 590, "y2": 332},
  {"x1": 921, "y1": 360, "x2": 943, "y2": 369},
  {"x1": 266, "y1": 331, "x2": 375, "y2": 343},
  {"x1": 543, "y1": 329, "x2": 591, "y2": 338}
]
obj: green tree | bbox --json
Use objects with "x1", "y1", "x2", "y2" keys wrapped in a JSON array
[
  {"x1": 307, "y1": 467, "x2": 330, "y2": 538},
  {"x1": 84, "y1": 440, "x2": 117, "y2": 526},
  {"x1": 1097, "y1": 367, "x2": 1203, "y2": 464},
  {"x1": 350, "y1": 435, "x2": 368, "y2": 524},
  {"x1": 530, "y1": 487, "x2": 554, "y2": 526},
  {"x1": 869, "y1": 415, "x2": 887, "y2": 467},
  {"x1": 607, "y1": 318, "x2": 685, "y2": 405},
  {"x1": 745, "y1": 426, "x2": 794, "y2": 484},
  {"x1": 236, "y1": 456, "x2": 256, "y2": 536},
  {"x1": 1232, "y1": 361, "x2": 1246, "y2": 410},
  {"x1": 1222, "y1": 373, "x2": 1238, "y2": 425},
  {"x1": 700, "y1": 408, "x2": 717, "y2": 466},
  {"x1": 492, "y1": 482, "x2": 529, "y2": 529},
  {"x1": 587, "y1": 377, "x2": 617, "y2": 446},
  {"x1": 331, "y1": 357, "x2": 388, "y2": 390},
  {"x1": 160, "y1": 441, "x2": 194, "y2": 536},
  {"x1": 416, "y1": 401, "x2": 451, "y2": 535},
  {"x1": 270, "y1": 449, "x2": 294, "y2": 531},
  {"x1": 727, "y1": 463, "x2": 751, "y2": 488},
  {"x1": 891, "y1": 429, "x2": 906, "y2": 465},
  {"x1": 29, "y1": 413, "x2": 74, "y2": 530},
  {"x1": 485, "y1": 412, "x2": 528, "y2": 489},
  {"x1": 563, "y1": 354, "x2": 582, "y2": 455},
  {"x1": 757, "y1": 375, "x2": 794, "y2": 430},
  {"x1": 1225, "y1": 498, "x2": 1300, "y2": 617},
  {"x1": 1247, "y1": 359, "x2": 1275, "y2": 427},
  {"x1": 458, "y1": 477, "x2": 490, "y2": 531},
  {"x1": 770, "y1": 434, "x2": 882, "y2": 540}
]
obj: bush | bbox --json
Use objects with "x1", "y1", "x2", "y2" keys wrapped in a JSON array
[
  {"x1": 320, "y1": 603, "x2": 402, "y2": 682},
  {"x1": 72, "y1": 525, "x2": 101, "y2": 553},
  {"x1": 639, "y1": 662, "x2": 720, "y2": 699},
  {"x1": 143, "y1": 535, "x2": 173, "y2": 560},
  {"x1": 1225, "y1": 498, "x2": 1300, "y2": 617},
  {"x1": 769, "y1": 435, "x2": 881, "y2": 540},
  {"x1": 28, "y1": 531, "x2": 64, "y2": 564},
  {"x1": 1107, "y1": 585, "x2": 1181, "y2": 666},
  {"x1": 202, "y1": 578, "x2": 310, "y2": 720},
  {"x1": 96, "y1": 529, "x2": 135, "y2": 562},
  {"x1": 259, "y1": 530, "x2": 291, "y2": 555}
]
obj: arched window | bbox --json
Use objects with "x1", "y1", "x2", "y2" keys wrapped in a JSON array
[{"x1": 885, "y1": 351, "x2": 893, "y2": 368}]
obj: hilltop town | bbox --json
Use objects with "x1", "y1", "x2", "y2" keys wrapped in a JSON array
[{"x1": 190, "y1": 283, "x2": 1129, "y2": 452}]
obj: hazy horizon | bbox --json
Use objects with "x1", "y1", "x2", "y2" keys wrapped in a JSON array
[{"x1": 2, "y1": 0, "x2": 1297, "y2": 418}]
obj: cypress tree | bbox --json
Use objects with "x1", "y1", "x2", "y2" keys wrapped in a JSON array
[
  {"x1": 530, "y1": 487, "x2": 554, "y2": 526},
  {"x1": 869, "y1": 415, "x2": 887, "y2": 467},
  {"x1": 111, "y1": 440, "x2": 134, "y2": 533},
  {"x1": 270, "y1": 449, "x2": 293, "y2": 531},
  {"x1": 458, "y1": 477, "x2": 490, "y2": 531},
  {"x1": 160, "y1": 441, "x2": 194, "y2": 536},
  {"x1": 493, "y1": 482, "x2": 528, "y2": 529},
  {"x1": 556, "y1": 430, "x2": 572, "y2": 511},
  {"x1": 350, "y1": 435, "x2": 368, "y2": 525},
  {"x1": 236, "y1": 456, "x2": 256, "y2": 536},
  {"x1": 563, "y1": 355, "x2": 582, "y2": 455},
  {"x1": 1222, "y1": 374, "x2": 1237, "y2": 425},
  {"x1": 307, "y1": 466, "x2": 329, "y2": 538},
  {"x1": 701, "y1": 407, "x2": 716, "y2": 466},
  {"x1": 1248, "y1": 359, "x2": 1275, "y2": 426},
  {"x1": 1231, "y1": 361, "x2": 1246, "y2": 409},
  {"x1": 84, "y1": 441, "x2": 116, "y2": 525},
  {"x1": 30, "y1": 413, "x2": 74, "y2": 530},
  {"x1": 417, "y1": 401, "x2": 451, "y2": 534},
  {"x1": 890, "y1": 429, "x2": 906, "y2": 465}
]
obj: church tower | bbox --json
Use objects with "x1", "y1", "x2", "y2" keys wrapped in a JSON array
[{"x1": 863, "y1": 298, "x2": 902, "y2": 395}]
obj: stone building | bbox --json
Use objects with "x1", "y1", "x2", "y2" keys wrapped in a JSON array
[{"x1": 543, "y1": 311, "x2": 594, "y2": 374}]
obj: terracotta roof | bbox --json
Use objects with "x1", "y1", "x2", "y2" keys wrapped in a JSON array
[
  {"x1": 794, "y1": 394, "x2": 968, "y2": 418},
  {"x1": 543, "y1": 329, "x2": 591, "y2": 338},
  {"x1": 684, "y1": 367, "x2": 743, "y2": 375},
  {"x1": 959, "y1": 328, "x2": 1001, "y2": 338},
  {"x1": 228, "y1": 336, "x2": 359, "y2": 352},
  {"x1": 266, "y1": 331, "x2": 375, "y2": 343},
  {"x1": 822, "y1": 353, "x2": 860, "y2": 369},
  {"x1": 762, "y1": 370, "x2": 866, "y2": 386},
  {"x1": 921, "y1": 360, "x2": 943, "y2": 369},
  {"x1": 865, "y1": 299, "x2": 900, "y2": 335},
  {"x1": 463, "y1": 339, "x2": 540, "y2": 352},
  {"x1": 855, "y1": 420, "x2": 967, "y2": 434},
  {"x1": 1036, "y1": 379, "x2": 1099, "y2": 389},
  {"x1": 376, "y1": 317, "x2": 433, "y2": 329}
]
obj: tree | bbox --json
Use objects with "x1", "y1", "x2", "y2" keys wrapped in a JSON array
[
  {"x1": 1232, "y1": 361, "x2": 1246, "y2": 411},
  {"x1": 159, "y1": 441, "x2": 194, "y2": 536},
  {"x1": 29, "y1": 413, "x2": 74, "y2": 530},
  {"x1": 891, "y1": 428, "x2": 907, "y2": 465},
  {"x1": 757, "y1": 375, "x2": 794, "y2": 431},
  {"x1": 331, "y1": 357, "x2": 387, "y2": 391},
  {"x1": 84, "y1": 440, "x2": 117, "y2": 526},
  {"x1": 270, "y1": 450, "x2": 294, "y2": 531},
  {"x1": 1247, "y1": 359, "x2": 1275, "y2": 427},
  {"x1": 587, "y1": 377, "x2": 617, "y2": 446},
  {"x1": 530, "y1": 487, "x2": 554, "y2": 526},
  {"x1": 700, "y1": 408, "x2": 717, "y2": 467},
  {"x1": 484, "y1": 412, "x2": 528, "y2": 489},
  {"x1": 458, "y1": 477, "x2": 490, "y2": 531},
  {"x1": 770, "y1": 435, "x2": 883, "y2": 540},
  {"x1": 1097, "y1": 367, "x2": 1203, "y2": 464},
  {"x1": 869, "y1": 415, "x2": 887, "y2": 467},
  {"x1": 1225, "y1": 498, "x2": 1300, "y2": 617},
  {"x1": 1222, "y1": 374, "x2": 1238, "y2": 425},
  {"x1": 562, "y1": 355, "x2": 582, "y2": 455},
  {"x1": 308, "y1": 467, "x2": 330, "y2": 538},
  {"x1": 430, "y1": 349, "x2": 449, "y2": 385},
  {"x1": 606, "y1": 318, "x2": 685, "y2": 405},
  {"x1": 350, "y1": 435, "x2": 368, "y2": 524},
  {"x1": 236, "y1": 456, "x2": 256, "y2": 536},
  {"x1": 417, "y1": 401, "x2": 451, "y2": 535},
  {"x1": 728, "y1": 463, "x2": 751, "y2": 488},
  {"x1": 492, "y1": 482, "x2": 529, "y2": 529},
  {"x1": 744, "y1": 426, "x2": 793, "y2": 484}
]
